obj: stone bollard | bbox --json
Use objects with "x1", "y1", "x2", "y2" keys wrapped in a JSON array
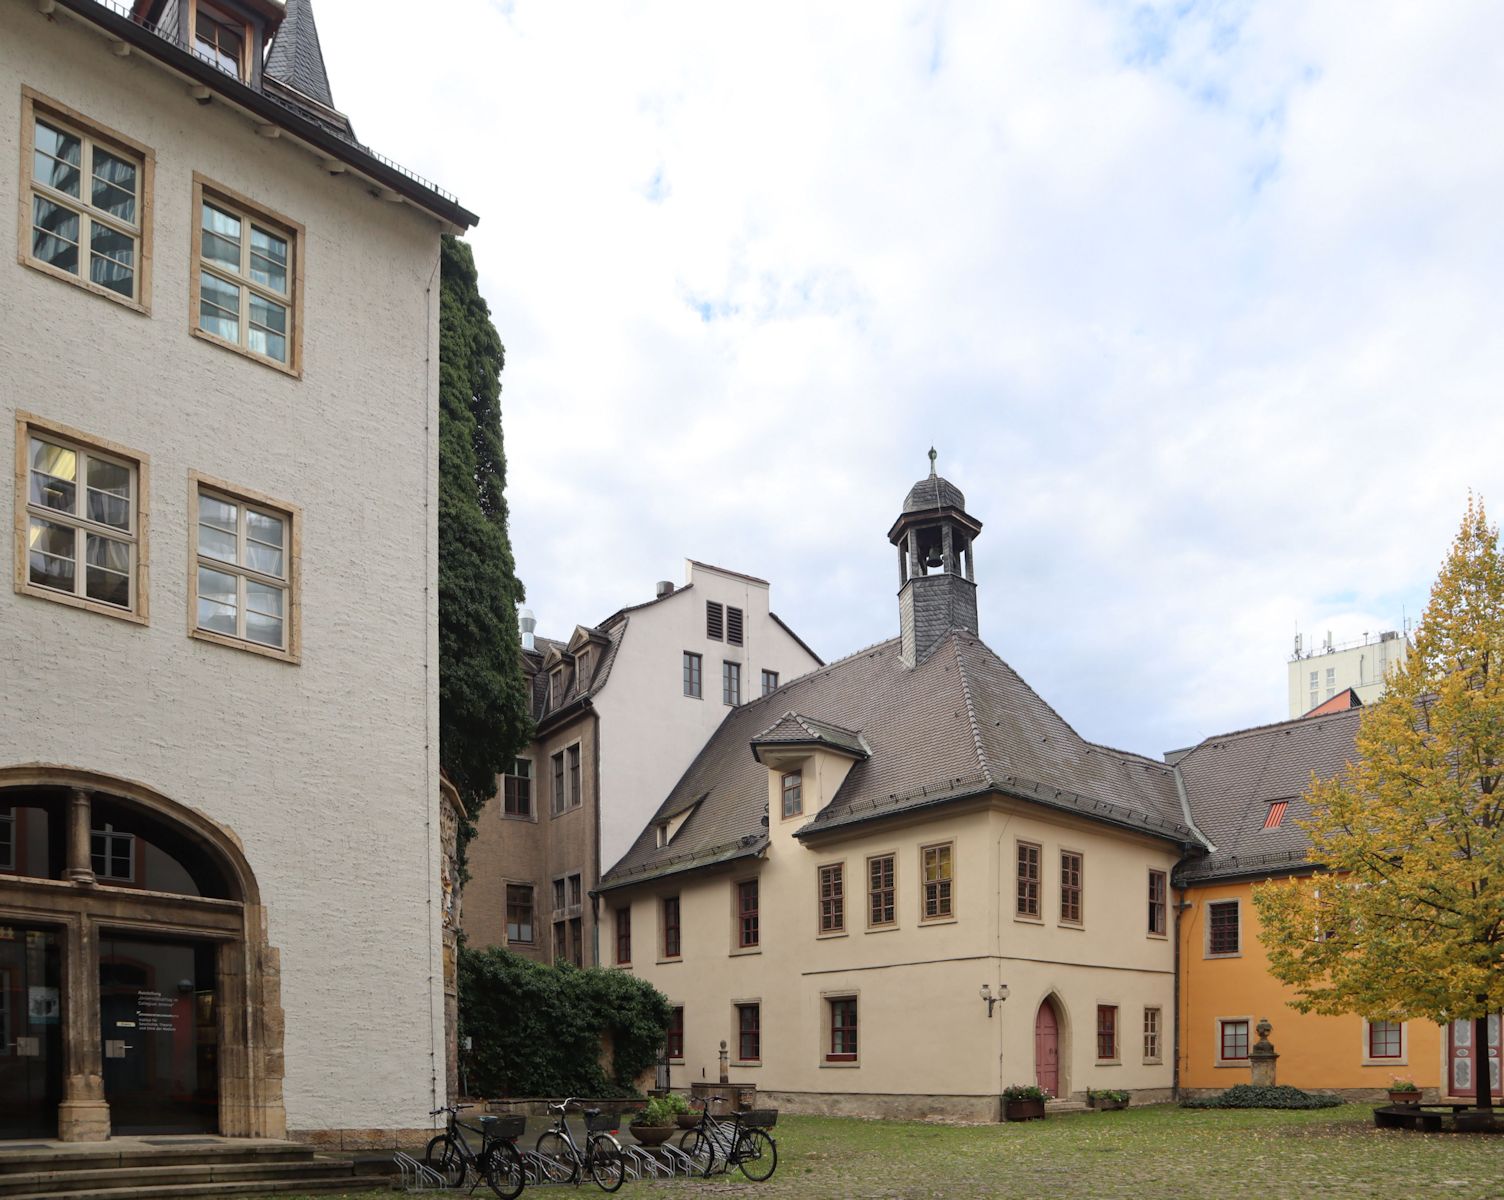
[{"x1": 1249, "y1": 1018, "x2": 1279, "y2": 1087}]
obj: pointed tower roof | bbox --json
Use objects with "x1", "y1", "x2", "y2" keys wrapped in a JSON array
[{"x1": 264, "y1": 0, "x2": 337, "y2": 111}]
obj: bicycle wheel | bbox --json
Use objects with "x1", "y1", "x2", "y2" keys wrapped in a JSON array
[
  {"x1": 481, "y1": 1140, "x2": 526, "y2": 1200},
  {"x1": 588, "y1": 1133, "x2": 626, "y2": 1193},
  {"x1": 737, "y1": 1128, "x2": 778, "y2": 1182},
  {"x1": 535, "y1": 1130, "x2": 581, "y2": 1184},
  {"x1": 678, "y1": 1128, "x2": 717, "y2": 1177},
  {"x1": 422, "y1": 1133, "x2": 468, "y2": 1188}
]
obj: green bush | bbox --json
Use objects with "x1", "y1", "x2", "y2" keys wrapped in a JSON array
[
  {"x1": 1002, "y1": 1084, "x2": 1051, "y2": 1101},
  {"x1": 634, "y1": 1096, "x2": 683, "y2": 1126},
  {"x1": 459, "y1": 947, "x2": 672, "y2": 1098},
  {"x1": 1181, "y1": 1084, "x2": 1342, "y2": 1110}
]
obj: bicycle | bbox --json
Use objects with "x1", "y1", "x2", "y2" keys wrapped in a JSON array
[
  {"x1": 677, "y1": 1098, "x2": 778, "y2": 1181},
  {"x1": 423, "y1": 1103, "x2": 526, "y2": 1199},
  {"x1": 533, "y1": 1097, "x2": 626, "y2": 1192}
]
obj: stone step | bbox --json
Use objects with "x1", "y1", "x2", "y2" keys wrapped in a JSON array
[
  {"x1": 1044, "y1": 1100, "x2": 1091, "y2": 1115},
  {"x1": 4, "y1": 1174, "x2": 390, "y2": 1200},
  {"x1": 0, "y1": 1146, "x2": 315, "y2": 1177},
  {"x1": 0, "y1": 1157, "x2": 358, "y2": 1197}
]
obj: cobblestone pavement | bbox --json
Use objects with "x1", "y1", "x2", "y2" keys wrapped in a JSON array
[{"x1": 255, "y1": 1104, "x2": 1504, "y2": 1200}]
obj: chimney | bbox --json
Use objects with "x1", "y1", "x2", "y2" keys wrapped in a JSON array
[
  {"x1": 518, "y1": 607, "x2": 536, "y2": 652},
  {"x1": 656, "y1": 581, "x2": 675, "y2": 599}
]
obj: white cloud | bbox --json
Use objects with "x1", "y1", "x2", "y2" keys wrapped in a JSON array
[{"x1": 317, "y1": 0, "x2": 1504, "y2": 755}]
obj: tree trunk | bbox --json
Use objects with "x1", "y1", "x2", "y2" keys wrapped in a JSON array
[{"x1": 1476, "y1": 1015, "x2": 1493, "y2": 1112}]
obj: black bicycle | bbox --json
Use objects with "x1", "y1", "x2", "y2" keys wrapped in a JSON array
[
  {"x1": 423, "y1": 1103, "x2": 526, "y2": 1199},
  {"x1": 677, "y1": 1098, "x2": 778, "y2": 1181},
  {"x1": 533, "y1": 1097, "x2": 626, "y2": 1192}
]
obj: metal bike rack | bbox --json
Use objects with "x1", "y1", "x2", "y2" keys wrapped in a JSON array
[{"x1": 395, "y1": 1150, "x2": 449, "y2": 1193}]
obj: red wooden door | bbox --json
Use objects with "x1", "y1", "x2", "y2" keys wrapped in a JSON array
[
  {"x1": 1448, "y1": 1016, "x2": 1501, "y2": 1098},
  {"x1": 1034, "y1": 1000, "x2": 1059, "y2": 1097}
]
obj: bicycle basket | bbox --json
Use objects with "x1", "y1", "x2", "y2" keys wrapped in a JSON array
[
  {"x1": 743, "y1": 1109, "x2": 778, "y2": 1128},
  {"x1": 487, "y1": 1114, "x2": 527, "y2": 1140},
  {"x1": 586, "y1": 1112, "x2": 619, "y2": 1133}
]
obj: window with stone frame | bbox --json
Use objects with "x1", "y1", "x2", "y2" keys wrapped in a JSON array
[
  {"x1": 506, "y1": 884, "x2": 534, "y2": 944},
  {"x1": 615, "y1": 906, "x2": 631, "y2": 964},
  {"x1": 819, "y1": 864, "x2": 845, "y2": 933},
  {"x1": 1368, "y1": 1020, "x2": 1403, "y2": 1059},
  {"x1": 567, "y1": 745, "x2": 582, "y2": 807},
  {"x1": 827, "y1": 996, "x2": 858, "y2": 1061},
  {"x1": 1207, "y1": 900, "x2": 1240, "y2": 956},
  {"x1": 922, "y1": 843, "x2": 953, "y2": 920},
  {"x1": 503, "y1": 758, "x2": 533, "y2": 817},
  {"x1": 18, "y1": 417, "x2": 147, "y2": 621},
  {"x1": 551, "y1": 752, "x2": 566, "y2": 816},
  {"x1": 867, "y1": 854, "x2": 895, "y2": 927},
  {"x1": 662, "y1": 896, "x2": 681, "y2": 958},
  {"x1": 665, "y1": 1006, "x2": 684, "y2": 1060},
  {"x1": 1060, "y1": 851, "x2": 1083, "y2": 925},
  {"x1": 1148, "y1": 869, "x2": 1167, "y2": 936},
  {"x1": 568, "y1": 873, "x2": 582, "y2": 907},
  {"x1": 1016, "y1": 841, "x2": 1041, "y2": 918},
  {"x1": 1219, "y1": 1018, "x2": 1250, "y2": 1062},
  {"x1": 1096, "y1": 1005, "x2": 1118, "y2": 1061},
  {"x1": 1143, "y1": 1006, "x2": 1161, "y2": 1061},
  {"x1": 737, "y1": 1003, "x2": 761, "y2": 1062},
  {"x1": 737, "y1": 879, "x2": 759, "y2": 949},
  {"x1": 781, "y1": 770, "x2": 803, "y2": 819},
  {"x1": 191, "y1": 477, "x2": 297, "y2": 659}
]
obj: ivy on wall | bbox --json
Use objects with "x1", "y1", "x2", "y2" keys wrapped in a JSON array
[{"x1": 459, "y1": 947, "x2": 673, "y2": 1098}]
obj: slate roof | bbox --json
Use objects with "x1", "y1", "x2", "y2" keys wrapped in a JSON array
[
  {"x1": 1174, "y1": 707, "x2": 1362, "y2": 882},
  {"x1": 751, "y1": 713, "x2": 871, "y2": 760},
  {"x1": 903, "y1": 475, "x2": 967, "y2": 515},
  {"x1": 600, "y1": 630, "x2": 1202, "y2": 891},
  {"x1": 263, "y1": 0, "x2": 336, "y2": 112}
]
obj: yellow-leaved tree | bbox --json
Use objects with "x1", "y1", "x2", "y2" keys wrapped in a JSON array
[{"x1": 1254, "y1": 497, "x2": 1504, "y2": 1111}]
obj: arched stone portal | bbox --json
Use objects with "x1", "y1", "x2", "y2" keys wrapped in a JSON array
[
  {"x1": 0, "y1": 766, "x2": 284, "y2": 1141},
  {"x1": 1034, "y1": 995, "x2": 1066, "y2": 1099}
]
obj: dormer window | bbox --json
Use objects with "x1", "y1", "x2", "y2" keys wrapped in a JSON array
[
  {"x1": 576, "y1": 648, "x2": 592, "y2": 687},
  {"x1": 549, "y1": 666, "x2": 567, "y2": 708},
  {"x1": 194, "y1": 3, "x2": 250, "y2": 79}
]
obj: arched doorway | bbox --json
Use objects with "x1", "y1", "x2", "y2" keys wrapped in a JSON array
[
  {"x1": 1034, "y1": 997, "x2": 1063, "y2": 1098},
  {"x1": 0, "y1": 767, "x2": 283, "y2": 1141}
]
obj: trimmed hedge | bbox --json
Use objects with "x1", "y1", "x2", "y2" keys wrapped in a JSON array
[
  {"x1": 1182, "y1": 1084, "x2": 1342, "y2": 1110},
  {"x1": 459, "y1": 946, "x2": 672, "y2": 1098}
]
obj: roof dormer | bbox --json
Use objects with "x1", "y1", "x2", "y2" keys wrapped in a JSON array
[{"x1": 751, "y1": 712, "x2": 869, "y2": 830}]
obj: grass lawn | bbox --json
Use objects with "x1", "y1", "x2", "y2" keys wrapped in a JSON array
[{"x1": 249, "y1": 1104, "x2": 1503, "y2": 1200}]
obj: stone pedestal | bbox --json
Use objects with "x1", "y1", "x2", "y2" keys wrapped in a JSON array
[{"x1": 1249, "y1": 1017, "x2": 1278, "y2": 1087}]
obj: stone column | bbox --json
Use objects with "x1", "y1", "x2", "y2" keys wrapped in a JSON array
[
  {"x1": 57, "y1": 916, "x2": 109, "y2": 1141},
  {"x1": 1249, "y1": 1018, "x2": 1278, "y2": 1087},
  {"x1": 63, "y1": 790, "x2": 95, "y2": 885}
]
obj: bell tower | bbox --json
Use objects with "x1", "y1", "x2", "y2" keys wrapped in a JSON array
[{"x1": 888, "y1": 449, "x2": 983, "y2": 667}]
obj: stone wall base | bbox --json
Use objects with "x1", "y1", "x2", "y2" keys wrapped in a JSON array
[
  {"x1": 1178, "y1": 1085, "x2": 1429, "y2": 1103},
  {"x1": 288, "y1": 1127, "x2": 437, "y2": 1152},
  {"x1": 756, "y1": 1090, "x2": 1001, "y2": 1122}
]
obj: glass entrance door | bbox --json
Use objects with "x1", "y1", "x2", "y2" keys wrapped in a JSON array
[
  {"x1": 99, "y1": 935, "x2": 218, "y2": 1134},
  {"x1": 0, "y1": 926, "x2": 63, "y2": 1138}
]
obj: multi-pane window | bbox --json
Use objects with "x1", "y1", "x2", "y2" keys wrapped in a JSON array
[
  {"x1": 22, "y1": 427, "x2": 141, "y2": 614},
  {"x1": 503, "y1": 758, "x2": 532, "y2": 817},
  {"x1": 868, "y1": 854, "x2": 895, "y2": 927},
  {"x1": 568, "y1": 917, "x2": 583, "y2": 966},
  {"x1": 819, "y1": 864, "x2": 845, "y2": 933},
  {"x1": 723, "y1": 661, "x2": 741, "y2": 706},
  {"x1": 25, "y1": 101, "x2": 146, "y2": 304},
  {"x1": 1309, "y1": 670, "x2": 1319, "y2": 711},
  {"x1": 568, "y1": 745, "x2": 582, "y2": 807},
  {"x1": 193, "y1": 482, "x2": 293, "y2": 653},
  {"x1": 737, "y1": 1003, "x2": 761, "y2": 1061},
  {"x1": 615, "y1": 906, "x2": 631, "y2": 964},
  {"x1": 1220, "y1": 1019, "x2": 1250, "y2": 1061},
  {"x1": 549, "y1": 667, "x2": 566, "y2": 708},
  {"x1": 1148, "y1": 870, "x2": 1167, "y2": 935},
  {"x1": 1143, "y1": 1007, "x2": 1161, "y2": 1061},
  {"x1": 1368, "y1": 1020, "x2": 1403, "y2": 1059},
  {"x1": 1096, "y1": 1005, "x2": 1118, "y2": 1061},
  {"x1": 1016, "y1": 842, "x2": 1041, "y2": 918},
  {"x1": 1325, "y1": 666, "x2": 1336, "y2": 699},
  {"x1": 665, "y1": 1006, "x2": 684, "y2": 1059},
  {"x1": 194, "y1": 181, "x2": 298, "y2": 369},
  {"x1": 726, "y1": 606, "x2": 744, "y2": 646},
  {"x1": 761, "y1": 670, "x2": 779, "y2": 696},
  {"x1": 0, "y1": 812, "x2": 13, "y2": 872},
  {"x1": 781, "y1": 771, "x2": 803, "y2": 819},
  {"x1": 1060, "y1": 851, "x2": 1083, "y2": 924},
  {"x1": 91, "y1": 824, "x2": 133, "y2": 882},
  {"x1": 1208, "y1": 901, "x2": 1240, "y2": 955},
  {"x1": 553, "y1": 920, "x2": 567, "y2": 963},
  {"x1": 737, "y1": 880, "x2": 759, "y2": 948},
  {"x1": 506, "y1": 884, "x2": 534, "y2": 944},
  {"x1": 683, "y1": 651, "x2": 703, "y2": 697},
  {"x1": 551, "y1": 752, "x2": 566, "y2": 816},
  {"x1": 706, "y1": 601, "x2": 724, "y2": 640},
  {"x1": 194, "y1": 2, "x2": 248, "y2": 77},
  {"x1": 663, "y1": 896, "x2": 681, "y2": 957},
  {"x1": 568, "y1": 873, "x2": 582, "y2": 907},
  {"x1": 552, "y1": 878, "x2": 567, "y2": 911},
  {"x1": 828, "y1": 997, "x2": 858, "y2": 1061},
  {"x1": 922, "y1": 843, "x2": 953, "y2": 919}
]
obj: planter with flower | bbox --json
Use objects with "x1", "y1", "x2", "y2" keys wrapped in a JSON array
[
  {"x1": 628, "y1": 1096, "x2": 681, "y2": 1146},
  {"x1": 1001, "y1": 1084, "x2": 1051, "y2": 1121},
  {"x1": 1087, "y1": 1088, "x2": 1131, "y2": 1111},
  {"x1": 1386, "y1": 1078, "x2": 1422, "y2": 1106}
]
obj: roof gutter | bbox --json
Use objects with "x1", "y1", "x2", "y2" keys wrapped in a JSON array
[{"x1": 53, "y1": 0, "x2": 478, "y2": 230}]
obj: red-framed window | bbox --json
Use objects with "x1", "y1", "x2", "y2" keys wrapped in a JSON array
[
  {"x1": 1220, "y1": 1019, "x2": 1250, "y2": 1061},
  {"x1": 665, "y1": 1005, "x2": 684, "y2": 1060},
  {"x1": 1148, "y1": 870, "x2": 1167, "y2": 935},
  {"x1": 1060, "y1": 851, "x2": 1083, "y2": 924},
  {"x1": 1368, "y1": 1020, "x2": 1403, "y2": 1059},
  {"x1": 662, "y1": 895, "x2": 681, "y2": 958},
  {"x1": 1208, "y1": 901, "x2": 1240, "y2": 955},
  {"x1": 738, "y1": 879, "x2": 759, "y2": 948},
  {"x1": 615, "y1": 905, "x2": 631, "y2": 965},
  {"x1": 1017, "y1": 841, "x2": 1040, "y2": 918},
  {"x1": 819, "y1": 864, "x2": 845, "y2": 933},
  {"x1": 828, "y1": 997, "x2": 858, "y2": 1061},
  {"x1": 868, "y1": 854, "x2": 895, "y2": 926},
  {"x1": 1096, "y1": 1005, "x2": 1118, "y2": 1060},
  {"x1": 737, "y1": 1003, "x2": 761, "y2": 1062}
]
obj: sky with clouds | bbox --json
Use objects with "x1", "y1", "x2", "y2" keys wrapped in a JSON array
[{"x1": 318, "y1": 0, "x2": 1500, "y2": 759}]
